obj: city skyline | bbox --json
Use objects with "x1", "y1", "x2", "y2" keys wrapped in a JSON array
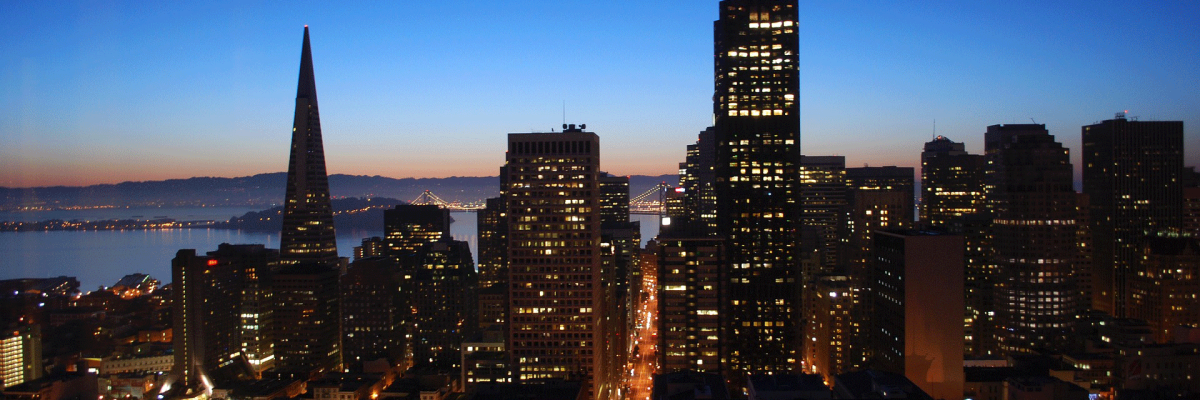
[{"x1": 3, "y1": 1, "x2": 1200, "y2": 187}]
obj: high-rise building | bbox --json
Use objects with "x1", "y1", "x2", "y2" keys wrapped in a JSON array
[
  {"x1": 384, "y1": 204, "x2": 452, "y2": 262},
  {"x1": 920, "y1": 137, "x2": 993, "y2": 356},
  {"x1": 1082, "y1": 115, "x2": 1184, "y2": 317},
  {"x1": 340, "y1": 257, "x2": 404, "y2": 370},
  {"x1": 835, "y1": 172, "x2": 911, "y2": 368},
  {"x1": 713, "y1": 0, "x2": 802, "y2": 381},
  {"x1": 280, "y1": 26, "x2": 338, "y2": 266},
  {"x1": 353, "y1": 236, "x2": 385, "y2": 261},
  {"x1": 802, "y1": 275, "x2": 854, "y2": 383},
  {"x1": 597, "y1": 173, "x2": 638, "y2": 394},
  {"x1": 921, "y1": 136, "x2": 986, "y2": 229},
  {"x1": 272, "y1": 264, "x2": 341, "y2": 374},
  {"x1": 505, "y1": 126, "x2": 603, "y2": 397},
  {"x1": 986, "y1": 124, "x2": 1079, "y2": 355},
  {"x1": 800, "y1": 156, "x2": 847, "y2": 270},
  {"x1": 656, "y1": 237, "x2": 725, "y2": 374},
  {"x1": 0, "y1": 324, "x2": 41, "y2": 389},
  {"x1": 171, "y1": 245, "x2": 279, "y2": 391},
  {"x1": 213, "y1": 244, "x2": 278, "y2": 373},
  {"x1": 408, "y1": 240, "x2": 478, "y2": 369},
  {"x1": 950, "y1": 214, "x2": 998, "y2": 357},
  {"x1": 845, "y1": 166, "x2": 915, "y2": 215},
  {"x1": 1129, "y1": 236, "x2": 1200, "y2": 343},
  {"x1": 677, "y1": 127, "x2": 719, "y2": 237},
  {"x1": 477, "y1": 196, "x2": 509, "y2": 290},
  {"x1": 271, "y1": 26, "x2": 343, "y2": 377},
  {"x1": 840, "y1": 166, "x2": 915, "y2": 277},
  {"x1": 870, "y1": 230, "x2": 965, "y2": 400}
]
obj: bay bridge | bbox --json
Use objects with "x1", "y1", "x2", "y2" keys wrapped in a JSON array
[{"x1": 409, "y1": 183, "x2": 673, "y2": 215}]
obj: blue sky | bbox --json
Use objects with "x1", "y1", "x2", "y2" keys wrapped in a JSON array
[{"x1": 2, "y1": 1, "x2": 1198, "y2": 187}]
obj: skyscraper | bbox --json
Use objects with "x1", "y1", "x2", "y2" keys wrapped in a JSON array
[
  {"x1": 505, "y1": 126, "x2": 604, "y2": 398},
  {"x1": 870, "y1": 230, "x2": 964, "y2": 400},
  {"x1": 800, "y1": 156, "x2": 846, "y2": 270},
  {"x1": 921, "y1": 136, "x2": 986, "y2": 229},
  {"x1": 340, "y1": 257, "x2": 404, "y2": 370},
  {"x1": 986, "y1": 124, "x2": 1079, "y2": 355},
  {"x1": 712, "y1": 0, "x2": 802, "y2": 380},
  {"x1": 280, "y1": 26, "x2": 338, "y2": 266},
  {"x1": 272, "y1": 27, "x2": 342, "y2": 376},
  {"x1": 656, "y1": 237, "x2": 725, "y2": 374},
  {"x1": 1082, "y1": 115, "x2": 1184, "y2": 316},
  {"x1": 172, "y1": 245, "x2": 279, "y2": 392}
]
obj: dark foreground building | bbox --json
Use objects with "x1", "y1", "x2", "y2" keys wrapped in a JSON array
[{"x1": 712, "y1": 0, "x2": 803, "y2": 384}]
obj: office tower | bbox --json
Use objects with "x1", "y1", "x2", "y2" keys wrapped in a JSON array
[
  {"x1": 800, "y1": 156, "x2": 846, "y2": 270},
  {"x1": 950, "y1": 214, "x2": 998, "y2": 357},
  {"x1": 1129, "y1": 236, "x2": 1200, "y2": 343},
  {"x1": 921, "y1": 136, "x2": 986, "y2": 229},
  {"x1": 408, "y1": 240, "x2": 478, "y2": 369},
  {"x1": 844, "y1": 166, "x2": 915, "y2": 221},
  {"x1": 477, "y1": 197, "x2": 509, "y2": 290},
  {"x1": 1082, "y1": 115, "x2": 1184, "y2": 317},
  {"x1": 280, "y1": 26, "x2": 338, "y2": 265},
  {"x1": 599, "y1": 173, "x2": 630, "y2": 226},
  {"x1": 0, "y1": 324, "x2": 41, "y2": 389},
  {"x1": 272, "y1": 264, "x2": 341, "y2": 374},
  {"x1": 802, "y1": 275, "x2": 853, "y2": 383},
  {"x1": 172, "y1": 245, "x2": 279, "y2": 391},
  {"x1": 1185, "y1": 187, "x2": 1200, "y2": 237},
  {"x1": 477, "y1": 197, "x2": 510, "y2": 334},
  {"x1": 871, "y1": 230, "x2": 964, "y2": 400},
  {"x1": 921, "y1": 137, "x2": 993, "y2": 356},
  {"x1": 1074, "y1": 194, "x2": 1096, "y2": 312},
  {"x1": 986, "y1": 124, "x2": 1079, "y2": 355},
  {"x1": 712, "y1": 0, "x2": 801, "y2": 380},
  {"x1": 677, "y1": 127, "x2": 719, "y2": 236},
  {"x1": 505, "y1": 126, "x2": 603, "y2": 397},
  {"x1": 354, "y1": 237, "x2": 385, "y2": 261},
  {"x1": 385, "y1": 205, "x2": 451, "y2": 262},
  {"x1": 834, "y1": 168, "x2": 911, "y2": 369},
  {"x1": 340, "y1": 257, "x2": 403, "y2": 370},
  {"x1": 840, "y1": 166, "x2": 915, "y2": 277},
  {"x1": 656, "y1": 237, "x2": 725, "y2": 374},
  {"x1": 214, "y1": 244, "x2": 278, "y2": 373},
  {"x1": 597, "y1": 173, "x2": 638, "y2": 395}
]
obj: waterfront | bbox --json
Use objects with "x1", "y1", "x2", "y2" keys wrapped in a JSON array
[{"x1": 0, "y1": 211, "x2": 659, "y2": 290}]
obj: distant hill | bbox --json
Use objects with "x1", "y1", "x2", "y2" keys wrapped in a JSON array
[
  {"x1": 215, "y1": 197, "x2": 405, "y2": 232},
  {"x1": 0, "y1": 173, "x2": 678, "y2": 209}
]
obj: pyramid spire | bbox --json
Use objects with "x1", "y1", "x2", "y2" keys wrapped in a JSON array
[
  {"x1": 280, "y1": 26, "x2": 338, "y2": 265},
  {"x1": 296, "y1": 25, "x2": 318, "y2": 107}
]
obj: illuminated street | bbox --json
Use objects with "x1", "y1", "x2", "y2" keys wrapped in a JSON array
[{"x1": 625, "y1": 262, "x2": 658, "y2": 400}]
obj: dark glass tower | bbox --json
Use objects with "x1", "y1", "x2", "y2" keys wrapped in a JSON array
[
  {"x1": 712, "y1": 0, "x2": 801, "y2": 380},
  {"x1": 986, "y1": 124, "x2": 1079, "y2": 355},
  {"x1": 280, "y1": 26, "x2": 338, "y2": 265},
  {"x1": 1081, "y1": 115, "x2": 1183, "y2": 316}
]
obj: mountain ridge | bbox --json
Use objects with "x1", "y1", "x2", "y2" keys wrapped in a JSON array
[{"x1": 1, "y1": 173, "x2": 678, "y2": 209}]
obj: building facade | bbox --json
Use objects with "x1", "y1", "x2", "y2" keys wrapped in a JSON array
[
  {"x1": 279, "y1": 26, "x2": 338, "y2": 266},
  {"x1": 1082, "y1": 115, "x2": 1184, "y2": 317},
  {"x1": 505, "y1": 127, "x2": 604, "y2": 397},
  {"x1": 713, "y1": 0, "x2": 802, "y2": 381},
  {"x1": 987, "y1": 124, "x2": 1080, "y2": 355},
  {"x1": 871, "y1": 230, "x2": 965, "y2": 400}
]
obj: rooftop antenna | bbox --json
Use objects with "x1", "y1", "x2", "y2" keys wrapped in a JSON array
[
  {"x1": 562, "y1": 100, "x2": 566, "y2": 127},
  {"x1": 932, "y1": 119, "x2": 936, "y2": 140}
]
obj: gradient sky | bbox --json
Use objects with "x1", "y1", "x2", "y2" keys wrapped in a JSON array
[{"x1": 3, "y1": 1, "x2": 1199, "y2": 188}]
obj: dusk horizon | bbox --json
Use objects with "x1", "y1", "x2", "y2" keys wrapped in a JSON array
[{"x1": 3, "y1": 1, "x2": 1199, "y2": 187}]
